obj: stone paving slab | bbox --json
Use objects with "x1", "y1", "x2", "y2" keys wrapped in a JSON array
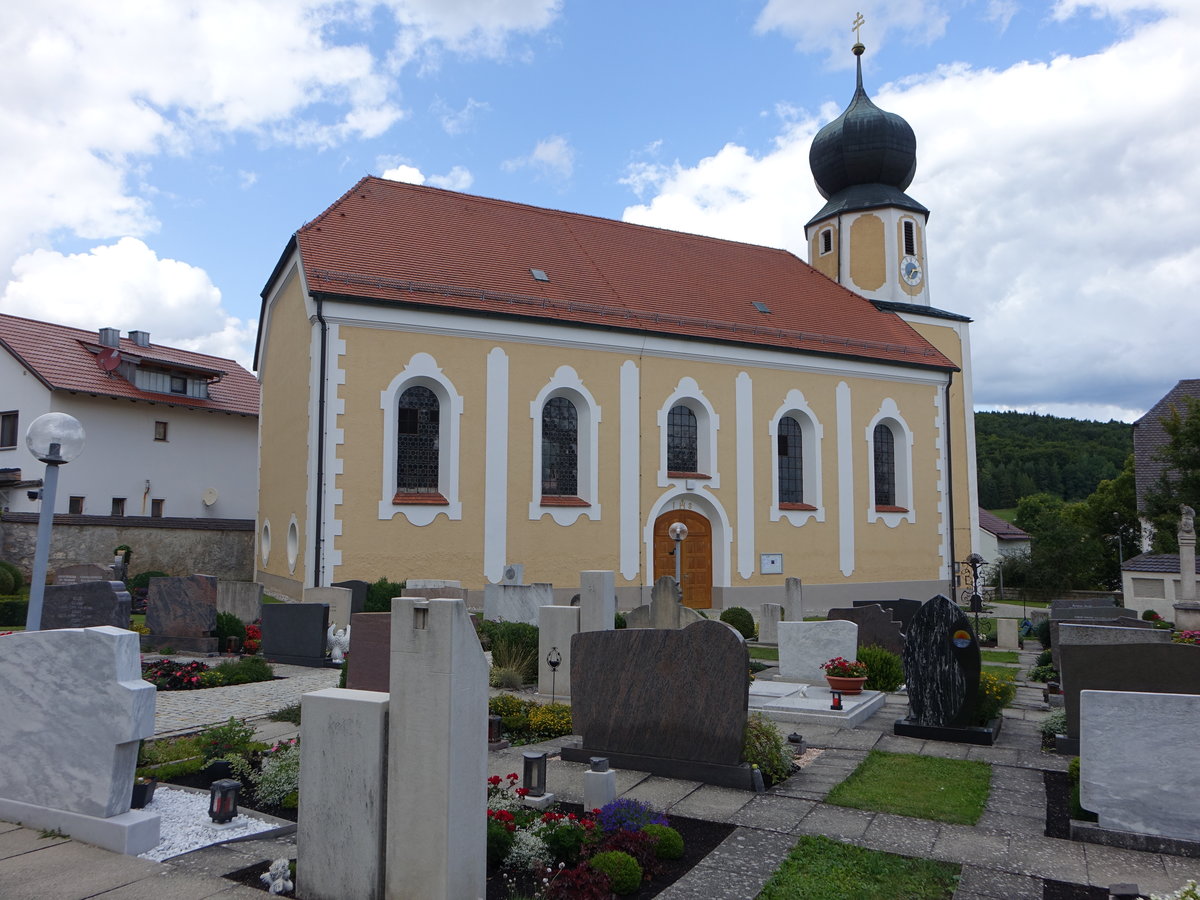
[
  {"x1": 0, "y1": 838, "x2": 165, "y2": 899},
  {"x1": 0, "y1": 826, "x2": 70, "y2": 859},
  {"x1": 728, "y1": 795, "x2": 812, "y2": 833},
  {"x1": 955, "y1": 864, "x2": 1043, "y2": 899},
  {"x1": 682, "y1": 826, "x2": 797, "y2": 878},
  {"x1": 860, "y1": 811, "x2": 942, "y2": 857},
  {"x1": 153, "y1": 669, "x2": 340, "y2": 735},
  {"x1": 619, "y1": 775, "x2": 703, "y2": 810},
  {"x1": 1083, "y1": 843, "x2": 1176, "y2": 895},
  {"x1": 667, "y1": 785, "x2": 756, "y2": 823},
  {"x1": 930, "y1": 823, "x2": 1011, "y2": 868},
  {"x1": 1005, "y1": 833, "x2": 1089, "y2": 882},
  {"x1": 791, "y1": 804, "x2": 876, "y2": 840}
]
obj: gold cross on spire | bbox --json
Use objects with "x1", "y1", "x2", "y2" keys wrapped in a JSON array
[{"x1": 852, "y1": 11, "x2": 865, "y2": 42}]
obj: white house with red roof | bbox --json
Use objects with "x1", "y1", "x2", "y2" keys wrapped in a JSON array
[
  {"x1": 253, "y1": 46, "x2": 981, "y2": 609},
  {"x1": 0, "y1": 314, "x2": 259, "y2": 526}
]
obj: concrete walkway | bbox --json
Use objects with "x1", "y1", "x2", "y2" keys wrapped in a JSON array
[{"x1": 3, "y1": 648, "x2": 1196, "y2": 899}]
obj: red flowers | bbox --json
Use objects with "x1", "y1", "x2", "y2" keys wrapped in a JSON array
[{"x1": 488, "y1": 775, "x2": 502, "y2": 787}]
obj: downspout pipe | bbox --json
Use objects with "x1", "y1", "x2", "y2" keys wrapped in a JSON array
[
  {"x1": 313, "y1": 295, "x2": 327, "y2": 587},
  {"x1": 945, "y1": 370, "x2": 957, "y2": 597}
]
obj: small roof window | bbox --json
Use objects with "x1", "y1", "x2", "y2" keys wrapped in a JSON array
[
  {"x1": 530, "y1": 268, "x2": 550, "y2": 282},
  {"x1": 752, "y1": 301, "x2": 771, "y2": 314}
]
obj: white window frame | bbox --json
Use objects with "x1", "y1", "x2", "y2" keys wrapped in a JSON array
[
  {"x1": 528, "y1": 366, "x2": 601, "y2": 525},
  {"x1": 657, "y1": 377, "x2": 719, "y2": 488},
  {"x1": 865, "y1": 398, "x2": 915, "y2": 527},
  {"x1": 378, "y1": 352, "x2": 463, "y2": 526},
  {"x1": 769, "y1": 390, "x2": 824, "y2": 526}
]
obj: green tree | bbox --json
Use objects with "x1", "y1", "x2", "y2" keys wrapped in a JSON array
[
  {"x1": 1143, "y1": 397, "x2": 1200, "y2": 553},
  {"x1": 1077, "y1": 456, "x2": 1139, "y2": 590},
  {"x1": 1013, "y1": 493, "x2": 1105, "y2": 598}
]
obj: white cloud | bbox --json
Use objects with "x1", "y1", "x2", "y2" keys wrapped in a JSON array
[
  {"x1": 625, "y1": 3, "x2": 1200, "y2": 420},
  {"x1": 428, "y1": 166, "x2": 474, "y2": 191},
  {"x1": 502, "y1": 135, "x2": 575, "y2": 180},
  {"x1": 434, "y1": 97, "x2": 490, "y2": 134},
  {"x1": 380, "y1": 163, "x2": 428, "y2": 184},
  {"x1": 378, "y1": 161, "x2": 473, "y2": 191},
  {"x1": 0, "y1": 238, "x2": 255, "y2": 364},
  {"x1": 383, "y1": 0, "x2": 562, "y2": 67},
  {"x1": 755, "y1": 1, "x2": 950, "y2": 66}
]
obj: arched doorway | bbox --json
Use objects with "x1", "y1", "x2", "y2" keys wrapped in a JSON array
[{"x1": 652, "y1": 509, "x2": 713, "y2": 609}]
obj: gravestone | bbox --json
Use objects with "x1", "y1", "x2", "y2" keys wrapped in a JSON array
[
  {"x1": 261, "y1": 602, "x2": 330, "y2": 667},
  {"x1": 1050, "y1": 614, "x2": 1150, "y2": 670},
  {"x1": 1050, "y1": 604, "x2": 1136, "y2": 620},
  {"x1": 758, "y1": 602, "x2": 783, "y2": 645},
  {"x1": 53, "y1": 563, "x2": 111, "y2": 585},
  {"x1": 579, "y1": 570, "x2": 616, "y2": 633},
  {"x1": 827, "y1": 604, "x2": 904, "y2": 656},
  {"x1": 625, "y1": 576, "x2": 705, "y2": 630},
  {"x1": 853, "y1": 598, "x2": 922, "y2": 633},
  {"x1": 304, "y1": 586, "x2": 354, "y2": 630},
  {"x1": 784, "y1": 577, "x2": 804, "y2": 621},
  {"x1": 386, "y1": 599, "x2": 487, "y2": 899},
  {"x1": 332, "y1": 579, "x2": 371, "y2": 613},
  {"x1": 562, "y1": 619, "x2": 753, "y2": 788},
  {"x1": 402, "y1": 579, "x2": 467, "y2": 601},
  {"x1": 483, "y1": 582, "x2": 552, "y2": 625},
  {"x1": 0, "y1": 626, "x2": 159, "y2": 855},
  {"x1": 538, "y1": 605, "x2": 579, "y2": 698},
  {"x1": 896, "y1": 595, "x2": 984, "y2": 737},
  {"x1": 1080, "y1": 690, "x2": 1200, "y2": 842},
  {"x1": 995, "y1": 617, "x2": 1020, "y2": 650},
  {"x1": 41, "y1": 581, "x2": 130, "y2": 630},
  {"x1": 144, "y1": 574, "x2": 218, "y2": 652},
  {"x1": 777, "y1": 619, "x2": 858, "y2": 683},
  {"x1": 344, "y1": 612, "x2": 391, "y2": 692},
  {"x1": 1051, "y1": 596, "x2": 1119, "y2": 611},
  {"x1": 1059, "y1": 642, "x2": 1200, "y2": 743},
  {"x1": 217, "y1": 581, "x2": 263, "y2": 624}
]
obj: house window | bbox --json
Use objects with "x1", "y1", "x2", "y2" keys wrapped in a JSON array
[
  {"x1": 667, "y1": 405, "x2": 699, "y2": 474},
  {"x1": 820, "y1": 228, "x2": 833, "y2": 256},
  {"x1": 541, "y1": 396, "x2": 578, "y2": 496},
  {"x1": 903, "y1": 220, "x2": 916, "y2": 256},
  {"x1": 151, "y1": 498, "x2": 164, "y2": 517},
  {"x1": 396, "y1": 385, "x2": 441, "y2": 494},
  {"x1": 873, "y1": 423, "x2": 896, "y2": 507},
  {"x1": 0, "y1": 411, "x2": 17, "y2": 449},
  {"x1": 154, "y1": 421, "x2": 168, "y2": 441},
  {"x1": 777, "y1": 416, "x2": 804, "y2": 504},
  {"x1": 68, "y1": 496, "x2": 84, "y2": 514},
  {"x1": 111, "y1": 498, "x2": 126, "y2": 516},
  {"x1": 169, "y1": 375, "x2": 187, "y2": 394}
]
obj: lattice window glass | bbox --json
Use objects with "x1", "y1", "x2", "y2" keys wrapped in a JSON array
[
  {"x1": 541, "y1": 396, "x2": 578, "y2": 496},
  {"x1": 874, "y1": 423, "x2": 896, "y2": 507},
  {"x1": 777, "y1": 416, "x2": 804, "y2": 504},
  {"x1": 667, "y1": 404, "x2": 698, "y2": 473},
  {"x1": 397, "y1": 386, "x2": 440, "y2": 493}
]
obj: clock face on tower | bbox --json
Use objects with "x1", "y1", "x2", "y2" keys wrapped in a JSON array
[{"x1": 900, "y1": 255, "x2": 923, "y2": 286}]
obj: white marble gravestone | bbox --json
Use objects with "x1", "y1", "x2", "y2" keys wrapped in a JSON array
[
  {"x1": 1080, "y1": 689, "x2": 1200, "y2": 841},
  {"x1": 777, "y1": 620, "x2": 858, "y2": 683},
  {"x1": 538, "y1": 604, "x2": 579, "y2": 698},
  {"x1": 0, "y1": 626, "x2": 159, "y2": 854},
  {"x1": 579, "y1": 570, "x2": 616, "y2": 633},
  {"x1": 304, "y1": 585, "x2": 354, "y2": 630},
  {"x1": 759, "y1": 602, "x2": 783, "y2": 645},
  {"x1": 483, "y1": 582, "x2": 553, "y2": 625}
]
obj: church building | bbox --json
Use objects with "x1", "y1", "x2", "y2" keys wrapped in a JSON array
[{"x1": 253, "y1": 44, "x2": 980, "y2": 610}]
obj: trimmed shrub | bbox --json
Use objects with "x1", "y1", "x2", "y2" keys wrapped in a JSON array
[
  {"x1": 526, "y1": 703, "x2": 573, "y2": 740},
  {"x1": 1142, "y1": 609, "x2": 1162, "y2": 621},
  {"x1": 0, "y1": 560, "x2": 25, "y2": 592},
  {"x1": 614, "y1": 611, "x2": 627, "y2": 629},
  {"x1": 1035, "y1": 649, "x2": 1053, "y2": 668},
  {"x1": 488, "y1": 693, "x2": 529, "y2": 718},
  {"x1": 0, "y1": 567, "x2": 13, "y2": 596},
  {"x1": 641, "y1": 823, "x2": 684, "y2": 860},
  {"x1": 587, "y1": 851, "x2": 642, "y2": 895},
  {"x1": 127, "y1": 571, "x2": 169, "y2": 592},
  {"x1": 743, "y1": 711, "x2": 792, "y2": 786},
  {"x1": 1034, "y1": 618, "x2": 1052, "y2": 649},
  {"x1": 0, "y1": 598, "x2": 28, "y2": 625},
  {"x1": 486, "y1": 817, "x2": 515, "y2": 868},
  {"x1": 215, "y1": 612, "x2": 247, "y2": 647},
  {"x1": 210, "y1": 655, "x2": 274, "y2": 686},
  {"x1": 858, "y1": 644, "x2": 905, "y2": 692},
  {"x1": 365, "y1": 577, "x2": 406, "y2": 613},
  {"x1": 596, "y1": 828, "x2": 658, "y2": 878},
  {"x1": 1027, "y1": 664, "x2": 1059, "y2": 683},
  {"x1": 719, "y1": 606, "x2": 755, "y2": 640}
]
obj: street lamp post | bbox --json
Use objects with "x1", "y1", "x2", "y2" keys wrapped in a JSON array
[
  {"x1": 668, "y1": 521, "x2": 688, "y2": 596},
  {"x1": 25, "y1": 412, "x2": 86, "y2": 631}
]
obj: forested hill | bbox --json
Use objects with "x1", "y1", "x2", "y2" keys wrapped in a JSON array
[{"x1": 975, "y1": 410, "x2": 1132, "y2": 509}]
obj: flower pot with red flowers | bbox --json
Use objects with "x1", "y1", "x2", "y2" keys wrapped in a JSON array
[{"x1": 820, "y1": 656, "x2": 869, "y2": 694}]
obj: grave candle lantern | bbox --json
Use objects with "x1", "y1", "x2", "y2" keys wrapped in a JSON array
[
  {"x1": 830, "y1": 690, "x2": 843, "y2": 711},
  {"x1": 208, "y1": 779, "x2": 241, "y2": 824},
  {"x1": 522, "y1": 751, "x2": 547, "y2": 798},
  {"x1": 487, "y1": 714, "x2": 503, "y2": 744}
]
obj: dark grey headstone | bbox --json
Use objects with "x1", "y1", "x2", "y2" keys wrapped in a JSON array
[
  {"x1": 828, "y1": 604, "x2": 905, "y2": 656},
  {"x1": 1050, "y1": 605, "x2": 1138, "y2": 621},
  {"x1": 1051, "y1": 596, "x2": 1119, "y2": 610},
  {"x1": 569, "y1": 620, "x2": 748, "y2": 766},
  {"x1": 146, "y1": 575, "x2": 217, "y2": 637},
  {"x1": 345, "y1": 612, "x2": 391, "y2": 692},
  {"x1": 902, "y1": 595, "x2": 980, "y2": 728},
  {"x1": 1051, "y1": 616, "x2": 1156, "y2": 669},
  {"x1": 41, "y1": 581, "x2": 131, "y2": 630},
  {"x1": 855, "y1": 598, "x2": 921, "y2": 633},
  {"x1": 1061, "y1": 642, "x2": 1200, "y2": 739},
  {"x1": 261, "y1": 603, "x2": 330, "y2": 667},
  {"x1": 52, "y1": 563, "x2": 110, "y2": 585},
  {"x1": 332, "y1": 580, "x2": 369, "y2": 616}
]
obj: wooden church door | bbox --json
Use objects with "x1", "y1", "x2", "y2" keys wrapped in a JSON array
[{"x1": 652, "y1": 509, "x2": 713, "y2": 609}]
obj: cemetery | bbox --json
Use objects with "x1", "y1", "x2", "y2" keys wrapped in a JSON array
[{"x1": 2, "y1": 528, "x2": 1200, "y2": 898}]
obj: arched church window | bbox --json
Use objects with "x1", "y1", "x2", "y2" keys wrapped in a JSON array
[
  {"x1": 777, "y1": 416, "x2": 804, "y2": 504},
  {"x1": 667, "y1": 404, "x2": 699, "y2": 474},
  {"x1": 541, "y1": 396, "x2": 578, "y2": 496},
  {"x1": 873, "y1": 422, "x2": 896, "y2": 507}
]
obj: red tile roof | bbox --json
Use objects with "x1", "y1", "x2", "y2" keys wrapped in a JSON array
[
  {"x1": 979, "y1": 509, "x2": 1030, "y2": 541},
  {"x1": 290, "y1": 177, "x2": 957, "y2": 370},
  {"x1": 0, "y1": 313, "x2": 259, "y2": 416}
]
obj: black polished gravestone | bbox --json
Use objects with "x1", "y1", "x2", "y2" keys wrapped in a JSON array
[
  {"x1": 828, "y1": 604, "x2": 905, "y2": 656},
  {"x1": 854, "y1": 598, "x2": 921, "y2": 633},
  {"x1": 41, "y1": 581, "x2": 131, "y2": 630},
  {"x1": 261, "y1": 602, "x2": 330, "y2": 667},
  {"x1": 561, "y1": 619, "x2": 754, "y2": 789},
  {"x1": 895, "y1": 595, "x2": 998, "y2": 745},
  {"x1": 332, "y1": 580, "x2": 369, "y2": 616}
]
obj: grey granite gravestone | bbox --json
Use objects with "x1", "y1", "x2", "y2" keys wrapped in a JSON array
[
  {"x1": 896, "y1": 595, "x2": 989, "y2": 742},
  {"x1": 332, "y1": 579, "x2": 370, "y2": 615},
  {"x1": 1051, "y1": 596, "x2": 1119, "y2": 610},
  {"x1": 344, "y1": 612, "x2": 392, "y2": 692},
  {"x1": 1050, "y1": 604, "x2": 1137, "y2": 621},
  {"x1": 828, "y1": 604, "x2": 905, "y2": 656},
  {"x1": 144, "y1": 574, "x2": 218, "y2": 653},
  {"x1": 483, "y1": 583, "x2": 552, "y2": 625},
  {"x1": 562, "y1": 619, "x2": 753, "y2": 789},
  {"x1": 217, "y1": 581, "x2": 262, "y2": 624},
  {"x1": 53, "y1": 563, "x2": 110, "y2": 585},
  {"x1": 1058, "y1": 642, "x2": 1200, "y2": 746},
  {"x1": 624, "y1": 576, "x2": 706, "y2": 629},
  {"x1": 41, "y1": 581, "x2": 131, "y2": 630},
  {"x1": 305, "y1": 586, "x2": 354, "y2": 630},
  {"x1": 1050, "y1": 614, "x2": 1151, "y2": 670},
  {"x1": 854, "y1": 598, "x2": 921, "y2": 633},
  {"x1": 261, "y1": 602, "x2": 331, "y2": 667},
  {"x1": 759, "y1": 602, "x2": 783, "y2": 644}
]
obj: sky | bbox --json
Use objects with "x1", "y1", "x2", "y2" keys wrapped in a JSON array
[{"x1": 1, "y1": 0, "x2": 1196, "y2": 424}]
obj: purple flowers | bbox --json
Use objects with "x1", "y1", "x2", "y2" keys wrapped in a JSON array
[{"x1": 595, "y1": 797, "x2": 668, "y2": 834}]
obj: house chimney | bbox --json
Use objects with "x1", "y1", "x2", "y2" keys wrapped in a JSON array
[
  {"x1": 128, "y1": 330, "x2": 150, "y2": 347},
  {"x1": 99, "y1": 327, "x2": 120, "y2": 347}
]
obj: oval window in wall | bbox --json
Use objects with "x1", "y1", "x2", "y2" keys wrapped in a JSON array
[
  {"x1": 260, "y1": 521, "x2": 272, "y2": 566},
  {"x1": 286, "y1": 517, "x2": 299, "y2": 574}
]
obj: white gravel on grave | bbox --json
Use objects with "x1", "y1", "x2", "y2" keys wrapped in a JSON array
[{"x1": 138, "y1": 786, "x2": 278, "y2": 862}]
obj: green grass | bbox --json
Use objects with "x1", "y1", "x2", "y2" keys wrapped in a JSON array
[
  {"x1": 980, "y1": 650, "x2": 1018, "y2": 663},
  {"x1": 749, "y1": 645, "x2": 779, "y2": 661},
  {"x1": 982, "y1": 664, "x2": 1018, "y2": 681},
  {"x1": 757, "y1": 834, "x2": 960, "y2": 899},
  {"x1": 825, "y1": 751, "x2": 991, "y2": 825}
]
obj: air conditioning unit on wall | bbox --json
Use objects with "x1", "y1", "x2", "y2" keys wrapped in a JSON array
[{"x1": 501, "y1": 564, "x2": 524, "y2": 585}]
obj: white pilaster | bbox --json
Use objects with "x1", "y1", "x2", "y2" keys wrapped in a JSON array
[{"x1": 484, "y1": 348, "x2": 509, "y2": 583}]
